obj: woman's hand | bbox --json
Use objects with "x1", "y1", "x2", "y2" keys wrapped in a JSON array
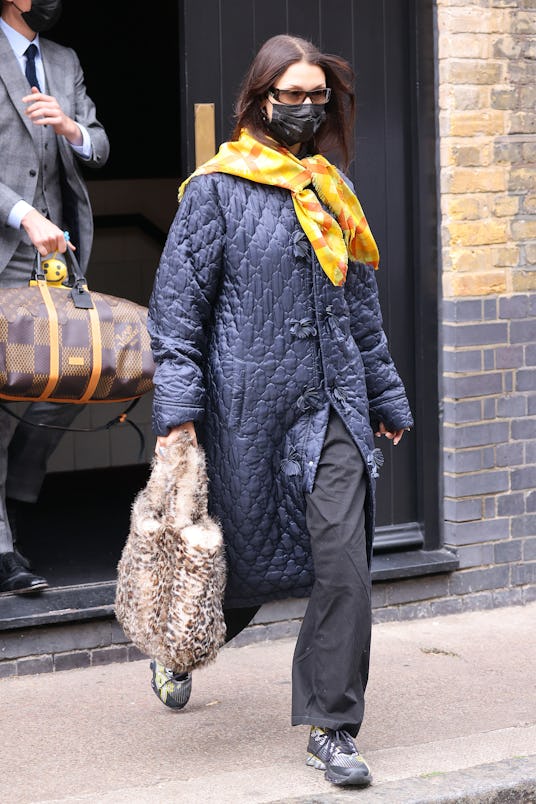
[
  {"x1": 156, "y1": 421, "x2": 197, "y2": 451},
  {"x1": 375, "y1": 422, "x2": 407, "y2": 446}
]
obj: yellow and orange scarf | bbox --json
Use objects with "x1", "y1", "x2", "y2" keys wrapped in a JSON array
[{"x1": 178, "y1": 130, "x2": 379, "y2": 286}]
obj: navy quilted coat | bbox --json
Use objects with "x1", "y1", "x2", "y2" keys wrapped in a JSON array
[{"x1": 148, "y1": 172, "x2": 414, "y2": 608}]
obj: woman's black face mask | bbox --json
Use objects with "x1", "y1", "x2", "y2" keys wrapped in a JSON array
[
  {"x1": 21, "y1": 0, "x2": 62, "y2": 33},
  {"x1": 265, "y1": 103, "x2": 326, "y2": 148}
]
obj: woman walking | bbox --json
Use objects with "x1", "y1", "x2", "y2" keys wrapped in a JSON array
[{"x1": 148, "y1": 34, "x2": 413, "y2": 788}]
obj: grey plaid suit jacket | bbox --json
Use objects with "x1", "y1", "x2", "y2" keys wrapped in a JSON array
[{"x1": 0, "y1": 29, "x2": 109, "y2": 273}]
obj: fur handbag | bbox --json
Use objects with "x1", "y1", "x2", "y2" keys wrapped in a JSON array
[{"x1": 115, "y1": 433, "x2": 227, "y2": 673}]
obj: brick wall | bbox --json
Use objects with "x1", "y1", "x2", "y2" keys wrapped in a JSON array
[
  {"x1": 432, "y1": 0, "x2": 536, "y2": 614},
  {"x1": 438, "y1": 0, "x2": 536, "y2": 297},
  {"x1": 0, "y1": 619, "x2": 145, "y2": 678}
]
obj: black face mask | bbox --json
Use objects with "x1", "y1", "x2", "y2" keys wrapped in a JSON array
[
  {"x1": 265, "y1": 103, "x2": 326, "y2": 148},
  {"x1": 20, "y1": 0, "x2": 62, "y2": 33}
]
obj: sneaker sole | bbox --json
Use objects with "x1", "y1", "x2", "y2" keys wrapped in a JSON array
[
  {"x1": 306, "y1": 753, "x2": 326, "y2": 770},
  {"x1": 325, "y1": 766, "x2": 372, "y2": 787},
  {"x1": 306, "y1": 753, "x2": 372, "y2": 787}
]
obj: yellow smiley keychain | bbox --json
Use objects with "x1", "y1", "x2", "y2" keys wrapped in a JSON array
[{"x1": 41, "y1": 251, "x2": 68, "y2": 286}]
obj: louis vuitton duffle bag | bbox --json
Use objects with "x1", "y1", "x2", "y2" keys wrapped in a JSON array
[{"x1": 0, "y1": 250, "x2": 154, "y2": 403}]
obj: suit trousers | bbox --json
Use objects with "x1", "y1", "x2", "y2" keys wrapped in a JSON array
[
  {"x1": 291, "y1": 409, "x2": 371, "y2": 738},
  {"x1": 0, "y1": 242, "x2": 82, "y2": 552}
]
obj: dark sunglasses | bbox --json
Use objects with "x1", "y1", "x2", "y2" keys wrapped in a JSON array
[{"x1": 268, "y1": 87, "x2": 332, "y2": 106}]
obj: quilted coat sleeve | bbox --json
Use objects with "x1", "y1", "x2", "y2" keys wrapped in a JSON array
[
  {"x1": 344, "y1": 262, "x2": 414, "y2": 432},
  {"x1": 148, "y1": 176, "x2": 224, "y2": 435}
]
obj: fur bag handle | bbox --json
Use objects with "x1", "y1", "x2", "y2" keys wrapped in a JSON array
[{"x1": 115, "y1": 434, "x2": 227, "y2": 672}]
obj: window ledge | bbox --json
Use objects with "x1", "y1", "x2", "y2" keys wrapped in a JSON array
[{"x1": 372, "y1": 548, "x2": 459, "y2": 582}]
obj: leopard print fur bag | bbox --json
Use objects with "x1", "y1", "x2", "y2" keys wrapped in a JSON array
[{"x1": 115, "y1": 433, "x2": 227, "y2": 673}]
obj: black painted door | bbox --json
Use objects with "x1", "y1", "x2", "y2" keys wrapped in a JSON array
[{"x1": 179, "y1": 0, "x2": 438, "y2": 550}]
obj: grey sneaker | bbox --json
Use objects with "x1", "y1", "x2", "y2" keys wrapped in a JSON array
[
  {"x1": 150, "y1": 660, "x2": 192, "y2": 710},
  {"x1": 306, "y1": 726, "x2": 372, "y2": 787}
]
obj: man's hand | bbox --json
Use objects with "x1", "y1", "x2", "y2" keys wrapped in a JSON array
[
  {"x1": 21, "y1": 209, "x2": 75, "y2": 256},
  {"x1": 23, "y1": 87, "x2": 82, "y2": 145}
]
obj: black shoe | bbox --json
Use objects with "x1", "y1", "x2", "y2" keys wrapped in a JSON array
[
  {"x1": 0, "y1": 552, "x2": 49, "y2": 596},
  {"x1": 150, "y1": 660, "x2": 192, "y2": 709},
  {"x1": 6, "y1": 498, "x2": 32, "y2": 570}
]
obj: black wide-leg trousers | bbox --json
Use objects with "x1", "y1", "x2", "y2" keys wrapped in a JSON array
[{"x1": 291, "y1": 409, "x2": 371, "y2": 738}]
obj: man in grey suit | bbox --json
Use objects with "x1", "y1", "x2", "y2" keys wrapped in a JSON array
[{"x1": 0, "y1": 0, "x2": 109, "y2": 594}]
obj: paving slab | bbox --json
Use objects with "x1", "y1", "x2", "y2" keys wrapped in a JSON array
[{"x1": 0, "y1": 602, "x2": 535, "y2": 803}]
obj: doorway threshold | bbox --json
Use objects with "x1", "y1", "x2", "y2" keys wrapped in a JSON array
[
  {"x1": 0, "y1": 581, "x2": 115, "y2": 631},
  {"x1": 0, "y1": 548, "x2": 458, "y2": 632}
]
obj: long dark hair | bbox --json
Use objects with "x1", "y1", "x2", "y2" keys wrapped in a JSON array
[{"x1": 232, "y1": 34, "x2": 356, "y2": 169}]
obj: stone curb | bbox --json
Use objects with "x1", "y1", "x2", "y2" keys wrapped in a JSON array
[{"x1": 270, "y1": 755, "x2": 536, "y2": 803}]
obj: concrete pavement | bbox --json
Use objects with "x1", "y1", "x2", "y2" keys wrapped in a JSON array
[{"x1": 1, "y1": 602, "x2": 535, "y2": 803}]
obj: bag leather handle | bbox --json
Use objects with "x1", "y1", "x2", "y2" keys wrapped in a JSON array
[{"x1": 34, "y1": 249, "x2": 94, "y2": 310}]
